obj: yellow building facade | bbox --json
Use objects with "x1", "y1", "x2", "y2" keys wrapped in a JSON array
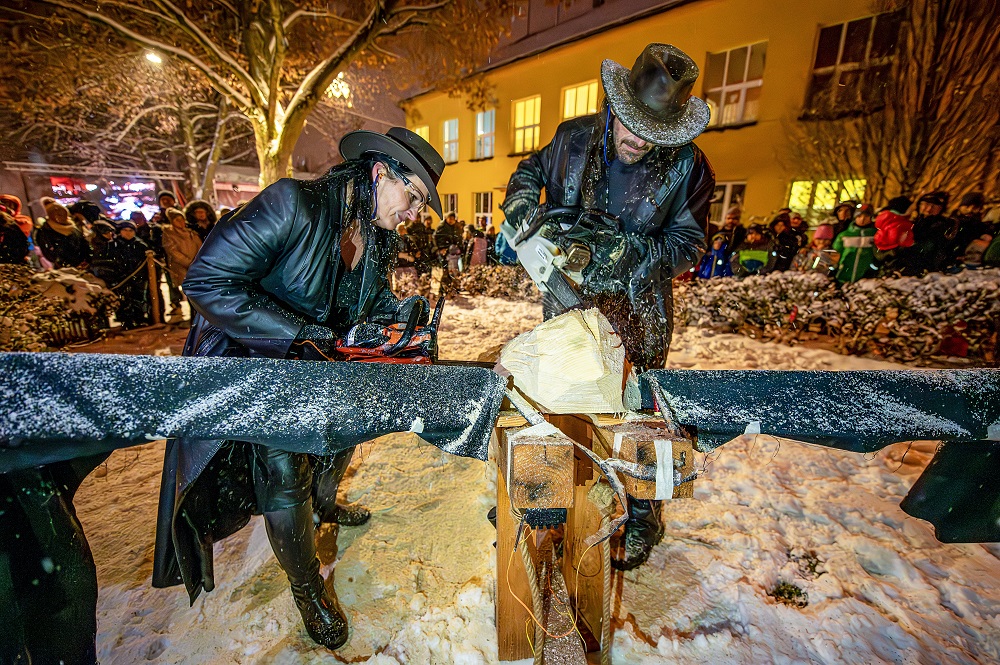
[{"x1": 405, "y1": 0, "x2": 881, "y2": 229}]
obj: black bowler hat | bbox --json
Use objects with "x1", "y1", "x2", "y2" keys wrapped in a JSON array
[
  {"x1": 601, "y1": 43, "x2": 710, "y2": 147},
  {"x1": 339, "y1": 127, "x2": 446, "y2": 217}
]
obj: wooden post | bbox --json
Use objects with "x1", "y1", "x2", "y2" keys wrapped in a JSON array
[{"x1": 145, "y1": 250, "x2": 161, "y2": 325}]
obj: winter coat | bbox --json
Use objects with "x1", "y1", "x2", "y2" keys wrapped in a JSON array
[
  {"x1": 0, "y1": 214, "x2": 28, "y2": 264},
  {"x1": 719, "y1": 224, "x2": 746, "y2": 260},
  {"x1": 433, "y1": 221, "x2": 463, "y2": 256},
  {"x1": 111, "y1": 236, "x2": 152, "y2": 329},
  {"x1": 184, "y1": 200, "x2": 218, "y2": 242},
  {"x1": 501, "y1": 114, "x2": 712, "y2": 368},
  {"x1": 874, "y1": 210, "x2": 914, "y2": 251},
  {"x1": 792, "y1": 247, "x2": 838, "y2": 278},
  {"x1": 160, "y1": 224, "x2": 203, "y2": 286},
  {"x1": 89, "y1": 236, "x2": 119, "y2": 286},
  {"x1": 832, "y1": 223, "x2": 877, "y2": 283},
  {"x1": 729, "y1": 239, "x2": 776, "y2": 277},
  {"x1": 36, "y1": 219, "x2": 91, "y2": 268},
  {"x1": 771, "y1": 229, "x2": 800, "y2": 272},
  {"x1": 886, "y1": 214, "x2": 954, "y2": 276},
  {"x1": 696, "y1": 243, "x2": 733, "y2": 278},
  {"x1": 152, "y1": 176, "x2": 403, "y2": 603},
  {"x1": 983, "y1": 234, "x2": 1000, "y2": 268}
]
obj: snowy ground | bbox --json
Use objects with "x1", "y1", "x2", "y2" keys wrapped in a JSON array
[{"x1": 72, "y1": 297, "x2": 1000, "y2": 664}]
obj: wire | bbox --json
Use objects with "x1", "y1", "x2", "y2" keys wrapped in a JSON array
[{"x1": 504, "y1": 528, "x2": 579, "y2": 641}]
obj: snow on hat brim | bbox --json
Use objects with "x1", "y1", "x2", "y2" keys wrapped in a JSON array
[
  {"x1": 118, "y1": 220, "x2": 138, "y2": 230},
  {"x1": 601, "y1": 55, "x2": 710, "y2": 147}
]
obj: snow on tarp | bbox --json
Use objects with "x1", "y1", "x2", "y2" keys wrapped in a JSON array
[
  {"x1": 641, "y1": 369, "x2": 1000, "y2": 452},
  {"x1": 0, "y1": 352, "x2": 506, "y2": 473}
]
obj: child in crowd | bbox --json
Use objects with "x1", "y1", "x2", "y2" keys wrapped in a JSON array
[
  {"x1": 696, "y1": 233, "x2": 733, "y2": 278},
  {"x1": 792, "y1": 223, "x2": 839, "y2": 278}
]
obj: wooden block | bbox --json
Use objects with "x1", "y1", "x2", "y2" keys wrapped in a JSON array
[
  {"x1": 509, "y1": 435, "x2": 575, "y2": 509},
  {"x1": 591, "y1": 420, "x2": 698, "y2": 500},
  {"x1": 495, "y1": 462, "x2": 534, "y2": 661},
  {"x1": 562, "y1": 478, "x2": 606, "y2": 644}
]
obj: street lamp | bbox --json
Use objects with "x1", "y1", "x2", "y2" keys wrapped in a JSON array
[{"x1": 145, "y1": 51, "x2": 163, "y2": 65}]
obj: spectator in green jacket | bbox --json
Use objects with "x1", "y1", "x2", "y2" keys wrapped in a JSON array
[{"x1": 832, "y1": 203, "x2": 877, "y2": 284}]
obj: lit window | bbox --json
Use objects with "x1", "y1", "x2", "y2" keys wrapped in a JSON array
[
  {"x1": 703, "y1": 42, "x2": 766, "y2": 127},
  {"x1": 475, "y1": 110, "x2": 495, "y2": 159},
  {"x1": 708, "y1": 182, "x2": 747, "y2": 226},
  {"x1": 788, "y1": 179, "x2": 867, "y2": 223},
  {"x1": 442, "y1": 119, "x2": 459, "y2": 164},
  {"x1": 804, "y1": 10, "x2": 903, "y2": 116},
  {"x1": 442, "y1": 194, "x2": 457, "y2": 216},
  {"x1": 562, "y1": 81, "x2": 599, "y2": 120},
  {"x1": 513, "y1": 95, "x2": 541, "y2": 154},
  {"x1": 413, "y1": 125, "x2": 429, "y2": 141},
  {"x1": 475, "y1": 192, "x2": 494, "y2": 226}
]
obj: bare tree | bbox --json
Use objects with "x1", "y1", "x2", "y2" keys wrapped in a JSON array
[
  {"x1": 4, "y1": 0, "x2": 515, "y2": 187},
  {"x1": 0, "y1": 20, "x2": 256, "y2": 203},
  {"x1": 790, "y1": 0, "x2": 1000, "y2": 204}
]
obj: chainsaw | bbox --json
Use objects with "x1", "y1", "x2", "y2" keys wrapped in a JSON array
[
  {"x1": 499, "y1": 205, "x2": 622, "y2": 311},
  {"x1": 333, "y1": 296, "x2": 443, "y2": 364}
]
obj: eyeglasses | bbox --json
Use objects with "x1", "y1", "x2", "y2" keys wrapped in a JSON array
[{"x1": 390, "y1": 167, "x2": 427, "y2": 213}]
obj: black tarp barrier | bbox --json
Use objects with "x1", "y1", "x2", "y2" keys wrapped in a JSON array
[{"x1": 0, "y1": 352, "x2": 507, "y2": 473}]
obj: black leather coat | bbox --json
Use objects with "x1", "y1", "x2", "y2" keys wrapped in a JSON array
[
  {"x1": 153, "y1": 176, "x2": 401, "y2": 602},
  {"x1": 501, "y1": 114, "x2": 712, "y2": 368}
]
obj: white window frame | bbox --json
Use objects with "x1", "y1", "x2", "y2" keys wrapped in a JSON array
[
  {"x1": 709, "y1": 182, "x2": 747, "y2": 226},
  {"x1": 562, "y1": 80, "x2": 599, "y2": 120},
  {"x1": 413, "y1": 125, "x2": 429, "y2": 142},
  {"x1": 475, "y1": 109, "x2": 495, "y2": 159},
  {"x1": 442, "y1": 118, "x2": 459, "y2": 164},
  {"x1": 442, "y1": 193, "x2": 458, "y2": 216},
  {"x1": 512, "y1": 95, "x2": 541, "y2": 154},
  {"x1": 704, "y1": 42, "x2": 765, "y2": 127},
  {"x1": 474, "y1": 191, "x2": 493, "y2": 226}
]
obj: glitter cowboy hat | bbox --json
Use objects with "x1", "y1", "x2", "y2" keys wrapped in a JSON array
[
  {"x1": 601, "y1": 43, "x2": 711, "y2": 147},
  {"x1": 340, "y1": 127, "x2": 446, "y2": 217}
]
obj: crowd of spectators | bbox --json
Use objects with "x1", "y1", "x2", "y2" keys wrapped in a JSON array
[
  {"x1": 395, "y1": 212, "x2": 497, "y2": 275},
  {"x1": 0, "y1": 190, "x2": 222, "y2": 329},
  {"x1": 697, "y1": 191, "x2": 1000, "y2": 285}
]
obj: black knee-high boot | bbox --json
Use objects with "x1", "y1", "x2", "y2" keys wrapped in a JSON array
[
  {"x1": 264, "y1": 502, "x2": 348, "y2": 649},
  {"x1": 610, "y1": 497, "x2": 664, "y2": 571},
  {"x1": 312, "y1": 447, "x2": 370, "y2": 526}
]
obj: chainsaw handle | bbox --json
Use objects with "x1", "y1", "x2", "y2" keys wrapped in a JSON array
[{"x1": 382, "y1": 297, "x2": 427, "y2": 357}]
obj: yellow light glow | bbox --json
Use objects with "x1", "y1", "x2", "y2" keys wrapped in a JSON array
[{"x1": 145, "y1": 51, "x2": 163, "y2": 64}]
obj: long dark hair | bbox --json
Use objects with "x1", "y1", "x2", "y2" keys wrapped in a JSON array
[{"x1": 315, "y1": 151, "x2": 415, "y2": 273}]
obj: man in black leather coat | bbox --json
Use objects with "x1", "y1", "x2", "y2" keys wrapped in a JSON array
[
  {"x1": 501, "y1": 43, "x2": 714, "y2": 571},
  {"x1": 152, "y1": 128, "x2": 445, "y2": 650}
]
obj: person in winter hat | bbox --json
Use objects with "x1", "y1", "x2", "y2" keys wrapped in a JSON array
[
  {"x1": 89, "y1": 219, "x2": 120, "y2": 286},
  {"x1": 156, "y1": 190, "x2": 177, "y2": 220},
  {"x1": 825, "y1": 200, "x2": 858, "y2": 238},
  {"x1": 719, "y1": 206, "x2": 745, "y2": 259},
  {"x1": 952, "y1": 192, "x2": 989, "y2": 259},
  {"x1": 184, "y1": 199, "x2": 218, "y2": 242},
  {"x1": 768, "y1": 212, "x2": 799, "y2": 272},
  {"x1": 696, "y1": 232, "x2": 733, "y2": 278},
  {"x1": 161, "y1": 207, "x2": 202, "y2": 312},
  {"x1": 792, "y1": 223, "x2": 838, "y2": 277},
  {"x1": 500, "y1": 43, "x2": 714, "y2": 571},
  {"x1": 874, "y1": 197, "x2": 914, "y2": 253},
  {"x1": 0, "y1": 194, "x2": 42, "y2": 268},
  {"x1": 68, "y1": 201, "x2": 103, "y2": 230},
  {"x1": 890, "y1": 190, "x2": 954, "y2": 275},
  {"x1": 730, "y1": 223, "x2": 776, "y2": 277},
  {"x1": 37, "y1": 202, "x2": 91, "y2": 269},
  {"x1": 832, "y1": 203, "x2": 877, "y2": 283},
  {"x1": 788, "y1": 212, "x2": 809, "y2": 252},
  {"x1": 110, "y1": 219, "x2": 152, "y2": 329}
]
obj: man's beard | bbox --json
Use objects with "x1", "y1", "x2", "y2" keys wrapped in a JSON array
[{"x1": 615, "y1": 140, "x2": 652, "y2": 165}]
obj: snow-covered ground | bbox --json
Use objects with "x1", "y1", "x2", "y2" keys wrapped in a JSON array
[{"x1": 73, "y1": 297, "x2": 1000, "y2": 664}]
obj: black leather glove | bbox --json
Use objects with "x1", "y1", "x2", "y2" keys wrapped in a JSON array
[
  {"x1": 499, "y1": 193, "x2": 537, "y2": 230},
  {"x1": 293, "y1": 324, "x2": 337, "y2": 361},
  {"x1": 395, "y1": 295, "x2": 431, "y2": 326},
  {"x1": 583, "y1": 231, "x2": 648, "y2": 293}
]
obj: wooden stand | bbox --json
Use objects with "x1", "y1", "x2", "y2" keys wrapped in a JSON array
[{"x1": 493, "y1": 410, "x2": 696, "y2": 662}]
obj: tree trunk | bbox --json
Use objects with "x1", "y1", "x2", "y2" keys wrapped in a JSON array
[
  {"x1": 178, "y1": 103, "x2": 203, "y2": 200},
  {"x1": 253, "y1": 119, "x2": 296, "y2": 189},
  {"x1": 200, "y1": 99, "x2": 231, "y2": 206}
]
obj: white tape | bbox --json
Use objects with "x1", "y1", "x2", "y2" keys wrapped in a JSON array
[
  {"x1": 613, "y1": 432, "x2": 624, "y2": 458},
  {"x1": 744, "y1": 421, "x2": 761, "y2": 435},
  {"x1": 654, "y1": 439, "x2": 673, "y2": 501}
]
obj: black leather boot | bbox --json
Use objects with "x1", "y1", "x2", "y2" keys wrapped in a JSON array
[
  {"x1": 264, "y1": 502, "x2": 349, "y2": 649},
  {"x1": 313, "y1": 447, "x2": 370, "y2": 526},
  {"x1": 610, "y1": 498, "x2": 664, "y2": 571}
]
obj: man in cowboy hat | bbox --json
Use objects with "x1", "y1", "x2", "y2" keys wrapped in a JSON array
[
  {"x1": 501, "y1": 43, "x2": 714, "y2": 570},
  {"x1": 152, "y1": 127, "x2": 445, "y2": 650}
]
